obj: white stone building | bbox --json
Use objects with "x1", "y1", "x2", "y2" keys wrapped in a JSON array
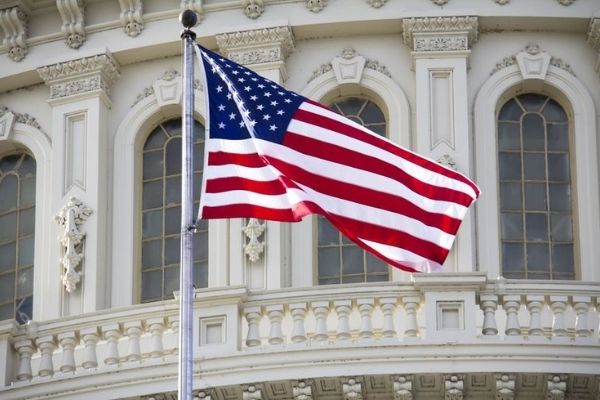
[{"x1": 0, "y1": 0, "x2": 599, "y2": 398}]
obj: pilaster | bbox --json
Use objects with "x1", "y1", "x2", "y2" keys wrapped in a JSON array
[
  {"x1": 216, "y1": 26, "x2": 295, "y2": 290},
  {"x1": 37, "y1": 52, "x2": 120, "y2": 317},
  {"x1": 402, "y1": 16, "x2": 478, "y2": 274}
]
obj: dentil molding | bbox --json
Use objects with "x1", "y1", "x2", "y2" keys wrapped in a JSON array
[
  {"x1": 490, "y1": 43, "x2": 575, "y2": 77},
  {"x1": 0, "y1": 5, "x2": 28, "y2": 62},
  {"x1": 37, "y1": 52, "x2": 120, "y2": 101},
  {"x1": 54, "y1": 197, "x2": 93, "y2": 293},
  {"x1": 56, "y1": 0, "x2": 86, "y2": 49},
  {"x1": 403, "y1": 16, "x2": 478, "y2": 52},
  {"x1": 308, "y1": 48, "x2": 392, "y2": 83},
  {"x1": 118, "y1": 0, "x2": 143, "y2": 37},
  {"x1": 216, "y1": 26, "x2": 294, "y2": 66}
]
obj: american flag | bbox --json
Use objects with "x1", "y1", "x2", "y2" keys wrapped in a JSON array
[{"x1": 195, "y1": 45, "x2": 480, "y2": 273}]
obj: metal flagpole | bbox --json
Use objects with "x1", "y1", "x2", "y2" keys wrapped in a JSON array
[{"x1": 178, "y1": 9, "x2": 197, "y2": 400}]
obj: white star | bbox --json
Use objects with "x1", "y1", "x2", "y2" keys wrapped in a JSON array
[
  {"x1": 244, "y1": 86, "x2": 251, "y2": 92},
  {"x1": 271, "y1": 85, "x2": 278, "y2": 89},
  {"x1": 232, "y1": 70, "x2": 239, "y2": 75},
  {"x1": 270, "y1": 100, "x2": 278, "y2": 106},
  {"x1": 242, "y1": 109, "x2": 251, "y2": 116},
  {"x1": 251, "y1": 77, "x2": 258, "y2": 82},
  {"x1": 257, "y1": 104, "x2": 264, "y2": 111},
  {"x1": 258, "y1": 84, "x2": 265, "y2": 89},
  {"x1": 239, "y1": 121, "x2": 245, "y2": 128},
  {"x1": 216, "y1": 85, "x2": 223, "y2": 93},
  {"x1": 244, "y1": 71, "x2": 252, "y2": 75},
  {"x1": 249, "y1": 120, "x2": 257, "y2": 127},
  {"x1": 269, "y1": 124, "x2": 277, "y2": 131},
  {"x1": 263, "y1": 114, "x2": 271, "y2": 121},
  {"x1": 218, "y1": 122, "x2": 226, "y2": 129},
  {"x1": 278, "y1": 91, "x2": 285, "y2": 96},
  {"x1": 218, "y1": 104, "x2": 226, "y2": 111},
  {"x1": 226, "y1": 93, "x2": 232, "y2": 100},
  {"x1": 250, "y1": 95, "x2": 258, "y2": 101},
  {"x1": 277, "y1": 110, "x2": 284, "y2": 115},
  {"x1": 229, "y1": 113, "x2": 236, "y2": 120},
  {"x1": 264, "y1": 92, "x2": 272, "y2": 98},
  {"x1": 238, "y1": 78, "x2": 245, "y2": 83},
  {"x1": 284, "y1": 98, "x2": 292, "y2": 103}
]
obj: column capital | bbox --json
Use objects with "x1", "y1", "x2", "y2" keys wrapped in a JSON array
[
  {"x1": 37, "y1": 51, "x2": 120, "y2": 106},
  {"x1": 216, "y1": 25, "x2": 294, "y2": 80},
  {"x1": 402, "y1": 16, "x2": 478, "y2": 53}
]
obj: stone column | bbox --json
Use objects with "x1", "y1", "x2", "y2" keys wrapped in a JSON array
[
  {"x1": 216, "y1": 26, "x2": 295, "y2": 290},
  {"x1": 37, "y1": 53, "x2": 120, "y2": 317},
  {"x1": 403, "y1": 16, "x2": 478, "y2": 273}
]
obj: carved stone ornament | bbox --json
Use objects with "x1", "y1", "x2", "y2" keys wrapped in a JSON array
[
  {"x1": 495, "y1": 374, "x2": 516, "y2": 400},
  {"x1": 587, "y1": 18, "x2": 600, "y2": 53},
  {"x1": 393, "y1": 375, "x2": 414, "y2": 400},
  {"x1": 546, "y1": 375, "x2": 567, "y2": 400},
  {"x1": 403, "y1": 16, "x2": 478, "y2": 51},
  {"x1": 0, "y1": 104, "x2": 41, "y2": 131},
  {"x1": 309, "y1": 48, "x2": 391, "y2": 83},
  {"x1": 342, "y1": 378, "x2": 362, "y2": 400},
  {"x1": 431, "y1": 0, "x2": 449, "y2": 5},
  {"x1": 444, "y1": 375, "x2": 464, "y2": 400},
  {"x1": 495, "y1": 0, "x2": 510, "y2": 4},
  {"x1": 556, "y1": 0, "x2": 575, "y2": 4},
  {"x1": 292, "y1": 380, "x2": 313, "y2": 400},
  {"x1": 56, "y1": 0, "x2": 86, "y2": 49},
  {"x1": 54, "y1": 197, "x2": 93, "y2": 293},
  {"x1": 242, "y1": 385, "x2": 263, "y2": 400},
  {"x1": 181, "y1": 0, "x2": 204, "y2": 15},
  {"x1": 367, "y1": 0, "x2": 387, "y2": 8},
  {"x1": 118, "y1": 0, "x2": 144, "y2": 37},
  {"x1": 37, "y1": 52, "x2": 120, "y2": 100},
  {"x1": 243, "y1": 218, "x2": 266, "y2": 263},
  {"x1": 216, "y1": 26, "x2": 294, "y2": 67},
  {"x1": 242, "y1": 0, "x2": 264, "y2": 19},
  {"x1": 306, "y1": 0, "x2": 326, "y2": 13},
  {"x1": 437, "y1": 154, "x2": 457, "y2": 171},
  {"x1": 0, "y1": 6, "x2": 28, "y2": 62},
  {"x1": 491, "y1": 43, "x2": 575, "y2": 77},
  {"x1": 0, "y1": 106, "x2": 15, "y2": 141}
]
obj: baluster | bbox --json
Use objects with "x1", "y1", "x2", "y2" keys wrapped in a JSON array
[
  {"x1": 311, "y1": 301, "x2": 330, "y2": 343},
  {"x1": 244, "y1": 306, "x2": 262, "y2": 347},
  {"x1": 289, "y1": 303, "x2": 307, "y2": 344},
  {"x1": 14, "y1": 338, "x2": 34, "y2": 381},
  {"x1": 526, "y1": 295, "x2": 544, "y2": 336},
  {"x1": 549, "y1": 296, "x2": 568, "y2": 337},
  {"x1": 401, "y1": 296, "x2": 420, "y2": 338},
  {"x1": 102, "y1": 323, "x2": 122, "y2": 365},
  {"x1": 58, "y1": 332, "x2": 78, "y2": 373},
  {"x1": 573, "y1": 296, "x2": 592, "y2": 338},
  {"x1": 36, "y1": 336, "x2": 56, "y2": 377},
  {"x1": 80, "y1": 327, "x2": 100, "y2": 369},
  {"x1": 334, "y1": 300, "x2": 352, "y2": 341},
  {"x1": 380, "y1": 298, "x2": 397, "y2": 339},
  {"x1": 480, "y1": 295, "x2": 499, "y2": 336},
  {"x1": 357, "y1": 298, "x2": 374, "y2": 339},
  {"x1": 502, "y1": 295, "x2": 522, "y2": 336},
  {"x1": 147, "y1": 317, "x2": 166, "y2": 357},
  {"x1": 124, "y1": 321, "x2": 143, "y2": 361},
  {"x1": 266, "y1": 305, "x2": 284, "y2": 345}
]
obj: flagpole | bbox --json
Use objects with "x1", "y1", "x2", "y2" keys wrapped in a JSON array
[{"x1": 179, "y1": 9, "x2": 197, "y2": 400}]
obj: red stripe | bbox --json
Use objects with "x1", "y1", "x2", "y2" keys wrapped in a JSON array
[
  {"x1": 293, "y1": 105, "x2": 481, "y2": 197},
  {"x1": 208, "y1": 151, "x2": 265, "y2": 168},
  {"x1": 206, "y1": 151, "x2": 462, "y2": 233},
  {"x1": 283, "y1": 131, "x2": 474, "y2": 207},
  {"x1": 201, "y1": 201, "x2": 320, "y2": 222}
]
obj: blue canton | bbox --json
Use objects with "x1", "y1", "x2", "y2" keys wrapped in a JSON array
[{"x1": 200, "y1": 46, "x2": 304, "y2": 144}]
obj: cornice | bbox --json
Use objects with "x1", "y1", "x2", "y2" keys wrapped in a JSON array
[
  {"x1": 402, "y1": 16, "x2": 479, "y2": 51},
  {"x1": 37, "y1": 52, "x2": 120, "y2": 101},
  {"x1": 216, "y1": 25, "x2": 295, "y2": 66}
]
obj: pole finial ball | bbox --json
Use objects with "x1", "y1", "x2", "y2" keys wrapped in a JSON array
[{"x1": 179, "y1": 9, "x2": 197, "y2": 29}]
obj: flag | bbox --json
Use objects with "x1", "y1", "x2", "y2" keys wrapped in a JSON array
[{"x1": 194, "y1": 45, "x2": 480, "y2": 273}]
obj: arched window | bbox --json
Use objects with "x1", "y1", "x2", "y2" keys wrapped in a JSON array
[
  {"x1": 141, "y1": 118, "x2": 208, "y2": 302},
  {"x1": 317, "y1": 97, "x2": 389, "y2": 285},
  {"x1": 497, "y1": 94, "x2": 574, "y2": 279},
  {"x1": 0, "y1": 153, "x2": 35, "y2": 323}
]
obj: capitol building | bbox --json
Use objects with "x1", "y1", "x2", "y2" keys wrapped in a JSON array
[{"x1": 0, "y1": 0, "x2": 599, "y2": 399}]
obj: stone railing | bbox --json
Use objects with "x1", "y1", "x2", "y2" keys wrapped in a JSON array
[{"x1": 0, "y1": 274, "x2": 599, "y2": 398}]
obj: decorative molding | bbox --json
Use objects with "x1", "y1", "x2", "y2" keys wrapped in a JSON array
[
  {"x1": 367, "y1": 0, "x2": 387, "y2": 7},
  {"x1": 490, "y1": 43, "x2": 575, "y2": 77},
  {"x1": 0, "y1": 104, "x2": 41, "y2": 131},
  {"x1": 0, "y1": 106, "x2": 15, "y2": 141},
  {"x1": 118, "y1": 0, "x2": 143, "y2": 37},
  {"x1": 393, "y1": 375, "x2": 414, "y2": 400},
  {"x1": 0, "y1": 6, "x2": 28, "y2": 62},
  {"x1": 56, "y1": 0, "x2": 86, "y2": 49},
  {"x1": 444, "y1": 375, "x2": 464, "y2": 400},
  {"x1": 242, "y1": 0, "x2": 264, "y2": 19},
  {"x1": 308, "y1": 48, "x2": 391, "y2": 83},
  {"x1": 546, "y1": 375, "x2": 567, "y2": 400},
  {"x1": 243, "y1": 218, "x2": 266, "y2": 263},
  {"x1": 54, "y1": 197, "x2": 93, "y2": 293},
  {"x1": 402, "y1": 16, "x2": 478, "y2": 51},
  {"x1": 242, "y1": 384, "x2": 263, "y2": 400},
  {"x1": 496, "y1": 374, "x2": 516, "y2": 400},
  {"x1": 437, "y1": 154, "x2": 457, "y2": 171},
  {"x1": 431, "y1": 0, "x2": 449, "y2": 5},
  {"x1": 292, "y1": 380, "x2": 313, "y2": 400},
  {"x1": 342, "y1": 377, "x2": 362, "y2": 400},
  {"x1": 556, "y1": 0, "x2": 575, "y2": 5},
  {"x1": 305, "y1": 0, "x2": 326, "y2": 13},
  {"x1": 216, "y1": 25, "x2": 294, "y2": 67},
  {"x1": 37, "y1": 52, "x2": 120, "y2": 101},
  {"x1": 587, "y1": 18, "x2": 600, "y2": 53},
  {"x1": 181, "y1": 0, "x2": 203, "y2": 15},
  {"x1": 495, "y1": 0, "x2": 510, "y2": 4}
]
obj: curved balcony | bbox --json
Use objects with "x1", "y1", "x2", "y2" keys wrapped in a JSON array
[{"x1": 1, "y1": 273, "x2": 599, "y2": 399}]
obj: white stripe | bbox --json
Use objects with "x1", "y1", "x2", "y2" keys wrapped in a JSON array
[
  {"x1": 297, "y1": 102, "x2": 478, "y2": 200},
  {"x1": 359, "y1": 239, "x2": 443, "y2": 273},
  {"x1": 206, "y1": 163, "x2": 280, "y2": 182},
  {"x1": 202, "y1": 180, "x2": 456, "y2": 249},
  {"x1": 206, "y1": 139, "x2": 468, "y2": 219}
]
